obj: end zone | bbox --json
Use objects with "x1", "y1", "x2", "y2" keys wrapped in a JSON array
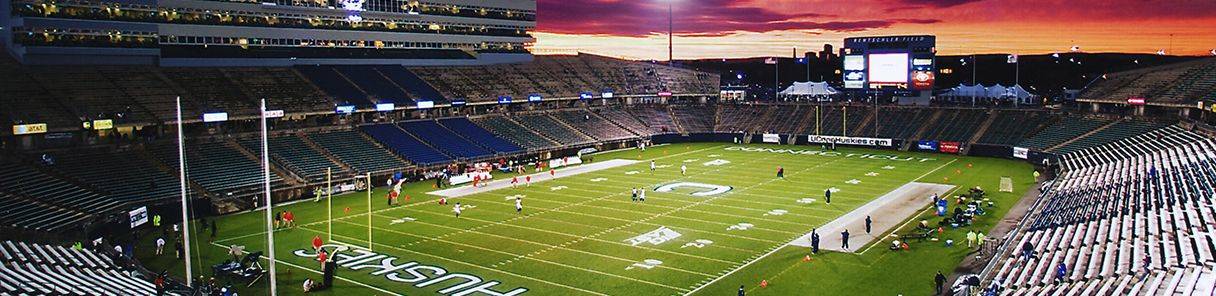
[
  {"x1": 427, "y1": 159, "x2": 640, "y2": 198},
  {"x1": 789, "y1": 182, "x2": 955, "y2": 252}
]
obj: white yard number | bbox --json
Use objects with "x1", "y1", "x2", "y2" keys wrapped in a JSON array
[
  {"x1": 702, "y1": 159, "x2": 731, "y2": 166},
  {"x1": 681, "y1": 239, "x2": 714, "y2": 249},
  {"x1": 796, "y1": 198, "x2": 816, "y2": 204},
  {"x1": 764, "y1": 209, "x2": 788, "y2": 216},
  {"x1": 882, "y1": 165, "x2": 896, "y2": 170},
  {"x1": 626, "y1": 259, "x2": 663, "y2": 270},
  {"x1": 727, "y1": 223, "x2": 754, "y2": 231},
  {"x1": 625, "y1": 171, "x2": 640, "y2": 175},
  {"x1": 846, "y1": 179, "x2": 861, "y2": 185},
  {"x1": 865, "y1": 172, "x2": 879, "y2": 177}
]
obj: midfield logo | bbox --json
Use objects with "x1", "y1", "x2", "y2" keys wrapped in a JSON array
[
  {"x1": 654, "y1": 182, "x2": 733, "y2": 196},
  {"x1": 295, "y1": 244, "x2": 527, "y2": 295}
]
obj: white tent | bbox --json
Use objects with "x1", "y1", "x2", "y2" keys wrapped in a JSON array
[
  {"x1": 944, "y1": 84, "x2": 1035, "y2": 99},
  {"x1": 779, "y1": 81, "x2": 838, "y2": 100}
]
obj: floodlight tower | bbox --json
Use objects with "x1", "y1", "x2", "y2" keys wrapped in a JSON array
[{"x1": 666, "y1": 0, "x2": 675, "y2": 65}]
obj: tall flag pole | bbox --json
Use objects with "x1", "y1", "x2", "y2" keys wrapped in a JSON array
[
  {"x1": 175, "y1": 96, "x2": 193, "y2": 286},
  {"x1": 261, "y1": 99, "x2": 278, "y2": 295}
]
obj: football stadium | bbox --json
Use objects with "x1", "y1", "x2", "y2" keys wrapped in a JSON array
[{"x1": 2, "y1": 0, "x2": 1216, "y2": 295}]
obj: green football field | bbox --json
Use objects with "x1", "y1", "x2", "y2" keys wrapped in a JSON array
[{"x1": 135, "y1": 142, "x2": 1034, "y2": 295}]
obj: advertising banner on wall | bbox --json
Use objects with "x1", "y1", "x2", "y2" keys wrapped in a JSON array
[
  {"x1": 762, "y1": 134, "x2": 781, "y2": 143},
  {"x1": 917, "y1": 140, "x2": 939, "y2": 151},
  {"x1": 939, "y1": 141, "x2": 961, "y2": 154},
  {"x1": 1013, "y1": 147, "x2": 1030, "y2": 159},
  {"x1": 807, "y1": 135, "x2": 893, "y2": 147}
]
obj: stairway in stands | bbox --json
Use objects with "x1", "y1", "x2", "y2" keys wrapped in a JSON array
[
  {"x1": 968, "y1": 109, "x2": 1000, "y2": 144},
  {"x1": 1044, "y1": 119, "x2": 1123, "y2": 152}
]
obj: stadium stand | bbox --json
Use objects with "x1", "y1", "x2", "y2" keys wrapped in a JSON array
[
  {"x1": 408, "y1": 54, "x2": 718, "y2": 102},
  {"x1": 552, "y1": 110, "x2": 636, "y2": 141},
  {"x1": 400, "y1": 120, "x2": 494, "y2": 159},
  {"x1": 149, "y1": 141, "x2": 282, "y2": 196},
  {"x1": 1052, "y1": 120, "x2": 1171, "y2": 154},
  {"x1": 306, "y1": 130, "x2": 409, "y2": 173},
  {"x1": 333, "y1": 65, "x2": 413, "y2": 105},
  {"x1": 238, "y1": 135, "x2": 345, "y2": 182},
  {"x1": 593, "y1": 108, "x2": 656, "y2": 136},
  {"x1": 0, "y1": 159, "x2": 117, "y2": 224},
  {"x1": 1017, "y1": 116, "x2": 1112, "y2": 150},
  {"x1": 295, "y1": 66, "x2": 373, "y2": 106},
  {"x1": 43, "y1": 149, "x2": 178, "y2": 204},
  {"x1": 716, "y1": 105, "x2": 768, "y2": 133},
  {"x1": 512, "y1": 114, "x2": 595, "y2": 146},
  {"x1": 670, "y1": 105, "x2": 716, "y2": 134},
  {"x1": 808, "y1": 105, "x2": 867, "y2": 136},
  {"x1": 374, "y1": 66, "x2": 447, "y2": 103},
  {"x1": 436, "y1": 117, "x2": 525, "y2": 154},
  {"x1": 1079, "y1": 58, "x2": 1216, "y2": 103},
  {"x1": 977, "y1": 110, "x2": 1059, "y2": 145},
  {"x1": 360, "y1": 124, "x2": 453, "y2": 166},
  {"x1": 0, "y1": 191, "x2": 89, "y2": 232},
  {"x1": 919, "y1": 108, "x2": 987, "y2": 142},
  {"x1": 857, "y1": 107, "x2": 933, "y2": 139},
  {"x1": 755, "y1": 105, "x2": 808, "y2": 135},
  {"x1": 0, "y1": 240, "x2": 164, "y2": 295},
  {"x1": 472, "y1": 115, "x2": 557, "y2": 150},
  {"x1": 987, "y1": 126, "x2": 1216, "y2": 294},
  {"x1": 626, "y1": 106, "x2": 680, "y2": 134}
]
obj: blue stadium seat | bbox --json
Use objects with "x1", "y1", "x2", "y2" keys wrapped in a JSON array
[
  {"x1": 400, "y1": 120, "x2": 494, "y2": 159},
  {"x1": 438, "y1": 117, "x2": 524, "y2": 154},
  {"x1": 294, "y1": 66, "x2": 372, "y2": 106},
  {"x1": 360, "y1": 124, "x2": 452, "y2": 166},
  {"x1": 333, "y1": 66, "x2": 412, "y2": 105}
]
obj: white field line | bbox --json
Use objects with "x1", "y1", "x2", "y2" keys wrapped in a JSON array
[
  {"x1": 366, "y1": 212, "x2": 721, "y2": 276},
  {"x1": 206, "y1": 242, "x2": 403, "y2": 296},
  {"x1": 285, "y1": 145, "x2": 725, "y2": 232},
  {"x1": 326, "y1": 219, "x2": 692, "y2": 292},
  {"x1": 513, "y1": 189, "x2": 809, "y2": 232},
  {"x1": 289, "y1": 225, "x2": 611, "y2": 296},
  {"x1": 371, "y1": 210, "x2": 739, "y2": 265},
  {"x1": 424, "y1": 193, "x2": 783, "y2": 245},
  {"x1": 487, "y1": 148, "x2": 811, "y2": 274},
  {"x1": 682, "y1": 158, "x2": 952, "y2": 295},
  {"x1": 551, "y1": 185, "x2": 836, "y2": 221}
]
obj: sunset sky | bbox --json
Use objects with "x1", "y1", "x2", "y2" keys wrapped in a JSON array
[{"x1": 530, "y1": 0, "x2": 1216, "y2": 60}]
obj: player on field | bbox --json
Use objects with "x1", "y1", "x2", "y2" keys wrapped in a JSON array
[
  {"x1": 681, "y1": 164, "x2": 687, "y2": 176},
  {"x1": 511, "y1": 176, "x2": 519, "y2": 188},
  {"x1": 526, "y1": 175, "x2": 532, "y2": 186},
  {"x1": 639, "y1": 188, "x2": 646, "y2": 202},
  {"x1": 454, "y1": 202, "x2": 462, "y2": 218},
  {"x1": 825, "y1": 188, "x2": 832, "y2": 204},
  {"x1": 777, "y1": 166, "x2": 784, "y2": 179},
  {"x1": 515, "y1": 197, "x2": 523, "y2": 214},
  {"x1": 631, "y1": 187, "x2": 638, "y2": 202},
  {"x1": 650, "y1": 160, "x2": 656, "y2": 172}
]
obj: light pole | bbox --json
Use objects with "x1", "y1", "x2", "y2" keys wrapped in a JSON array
[{"x1": 667, "y1": 1, "x2": 673, "y2": 65}]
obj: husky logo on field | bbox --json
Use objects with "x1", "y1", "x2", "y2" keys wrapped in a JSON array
[
  {"x1": 654, "y1": 182, "x2": 733, "y2": 197},
  {"x1": 295, "y1": 244, "x2": 527, "y2": 295},
  {"x1": 702, "y1": 159, "x2": 731, "y2": 166}
]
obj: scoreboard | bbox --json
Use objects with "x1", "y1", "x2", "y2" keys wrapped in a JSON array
[{"x1": 841, "y1": 35, "x2": 937, "y2": 94}]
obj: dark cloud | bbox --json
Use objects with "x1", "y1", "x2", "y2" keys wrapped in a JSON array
[{"x1": 537, "y1": 0, "x2": 933, "y2": 36}]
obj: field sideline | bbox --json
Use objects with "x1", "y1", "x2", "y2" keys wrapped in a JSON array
[{"x1": 134, "y1": 142, "x2": 1034, "y2": 295}]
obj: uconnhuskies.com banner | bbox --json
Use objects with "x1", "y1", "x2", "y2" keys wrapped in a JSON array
[{"x1": 807, "y1": 135, "x2": 893, "y2": 147}]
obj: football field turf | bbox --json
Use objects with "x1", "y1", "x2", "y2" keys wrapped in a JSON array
[{"x1": 137, "y1": 142, "x2": 1034, "y2": 295}]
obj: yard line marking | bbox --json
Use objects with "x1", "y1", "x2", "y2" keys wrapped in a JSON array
[
  {"x1": 435, "y1": 196, "x2": 785, "y2": 244},
  {"x1": 292, "y1": 226, "x2": 612, "y2": 296},
  {"x1": 378, "y1": 208, "x2": 740, "y2": 264},
  {"x1": 327, "y1": 220, "x2": 693, "y2": 292},
  {"x1": 206, "y1": 242, "x2": 403, "y2": 296},
  {"x1": 369, "y1": 212, "x2": 723, "y2": 275},
  {"x1": 680, "y1": 154, "x2": 850, "y2": 296}
]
